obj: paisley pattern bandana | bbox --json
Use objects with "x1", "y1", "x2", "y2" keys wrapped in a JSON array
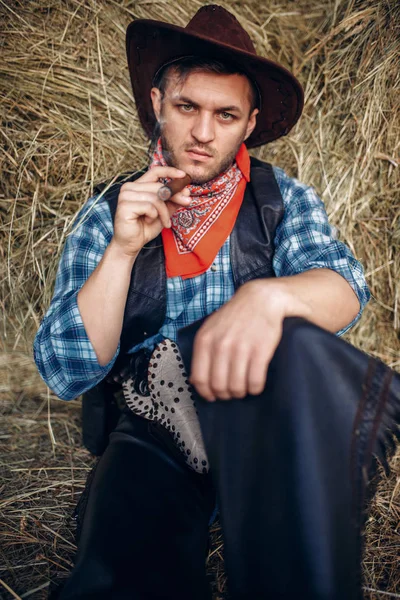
[{"x1": 149, "y1": 138, "x2": 250, "y2": 279}]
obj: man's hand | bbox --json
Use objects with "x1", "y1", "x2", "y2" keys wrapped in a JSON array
[
  {"x1": 188, "y1": 268, "x2": 360, "y2": 402},
  {"x1": 188, "y1": 280, "x2": 292, "y2": 401},
  {"x1": 113, "y1": 167, "x2": 192, "y2": 257}
]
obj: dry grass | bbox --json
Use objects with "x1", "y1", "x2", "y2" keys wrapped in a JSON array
[{"x1": 0, "y1": 0, "x2": 399, "y2": 597}]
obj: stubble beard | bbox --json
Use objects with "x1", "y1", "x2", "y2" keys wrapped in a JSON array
[{"x1": 160, "y1": 127, "x2": 246, "y2": 185}]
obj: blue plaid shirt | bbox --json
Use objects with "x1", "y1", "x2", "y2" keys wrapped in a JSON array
[{"x1": 33, "y1": 165, "x2": 370, "y2": 400}]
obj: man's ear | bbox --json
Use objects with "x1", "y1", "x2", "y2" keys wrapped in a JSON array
[
  {"x1": 151, "y1": 87, "x2": 162, "y2": 122},
  {"x1": 244, "y1": 108, "x2": 259, "y2": 141}
]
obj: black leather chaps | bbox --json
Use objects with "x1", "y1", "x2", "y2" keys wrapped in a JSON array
[{"x1": 56, "y1": 317, "x2": 400, "y2": 600}]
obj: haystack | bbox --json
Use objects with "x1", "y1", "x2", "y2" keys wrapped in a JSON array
[{"x1": 1, "y1": 0, "x2": 399, "y2": 598}]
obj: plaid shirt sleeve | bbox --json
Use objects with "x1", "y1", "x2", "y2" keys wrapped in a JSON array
[
  {"x1": 272, "y1": 166, "x2": 371, "y2": 336},
  {"x1": 33, "y1": 195, "x2": 119, "y2": 400}
]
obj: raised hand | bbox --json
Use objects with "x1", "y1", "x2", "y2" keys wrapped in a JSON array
[{"x1": 113, "y1": 167, "x2": 191, "y2": 256}]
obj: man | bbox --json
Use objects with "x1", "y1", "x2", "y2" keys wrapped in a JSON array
[{"x1": 34, "y1": 5, "x2": 400, "y2": 600}]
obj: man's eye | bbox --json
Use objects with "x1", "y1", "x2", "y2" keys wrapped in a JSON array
[
  {"x1": 220, "y1": 112, "x2": 234, "y2": 121},
  {"x1": 179, "y1": 104, "x2": 194, "y2": 112}
]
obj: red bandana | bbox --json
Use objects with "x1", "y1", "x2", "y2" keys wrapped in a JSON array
[{"x1": 150, "y1": 138, "x2": 250, "y2": 279}]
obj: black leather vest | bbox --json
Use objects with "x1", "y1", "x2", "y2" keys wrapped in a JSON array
[{"x1": 98, "y1": 156, "x2": 284, "y2": 358}]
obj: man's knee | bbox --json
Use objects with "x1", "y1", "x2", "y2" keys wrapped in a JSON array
[
  {"x1": 280, "y1": 316, "x2": 326, "y2": 348},
  {"x1": 268, "y1": 317, "x2": 361, "y2": 429}
]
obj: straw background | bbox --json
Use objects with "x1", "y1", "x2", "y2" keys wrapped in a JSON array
[{"x1": 1, "y1": 0, "x2": 399, "y2": 598}]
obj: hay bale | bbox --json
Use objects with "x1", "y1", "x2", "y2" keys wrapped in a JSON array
[{"x1": 0, "y1": 0, "x2": 399, "y2": 598}]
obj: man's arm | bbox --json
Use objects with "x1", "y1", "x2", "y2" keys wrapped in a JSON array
[
  {"x1": 34, "y1": 166, "x2": 191, "y2": 400},
  {"x1": 77, "y1": 166, "x2": 190, "y2": 366},
  {"x1": 188, "y1": 269, "x2": 360, "y2": 402},
  {"x1": 257, "y1": 267, "x2": 361, "y2": 334},
  {"x1": 271, "y1": 165, "x2": 370, "y2": 336},
  {"x1": 77, "y1": 242, "x2": 137, "y2": 367},
  {"x1": 33, "y1": 196, "x2": 122, "y2": 401}
]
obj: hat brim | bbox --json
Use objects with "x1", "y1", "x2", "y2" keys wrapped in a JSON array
[{"x1": 126, "y1": 19, "x2": 304, "y2": 148}]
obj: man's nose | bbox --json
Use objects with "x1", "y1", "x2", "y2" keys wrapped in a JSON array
[{"x1": 191, "y1": 113, "x2": 215, "y2": 144}]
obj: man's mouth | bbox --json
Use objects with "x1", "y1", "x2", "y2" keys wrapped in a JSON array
[{"x1": 186, "y1": 149, "x2": 213, "y2": 161}]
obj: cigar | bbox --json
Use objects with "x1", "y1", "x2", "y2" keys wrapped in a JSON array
[{"x1": 158, "y1": 174, "x2": 192, "y2": 201}]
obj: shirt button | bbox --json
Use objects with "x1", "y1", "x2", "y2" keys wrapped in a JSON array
[{"x1": 211, "y1": 264, "x2": 218, "y2": 272}]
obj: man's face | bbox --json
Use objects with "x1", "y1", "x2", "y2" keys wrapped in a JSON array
[{"x1": 151, "y1": 70, "x2": 259, "y2": 184}]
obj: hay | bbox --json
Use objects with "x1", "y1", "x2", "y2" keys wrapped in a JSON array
[{"x1": 0, "y1": 0, "x2": 399, "y2": 597}]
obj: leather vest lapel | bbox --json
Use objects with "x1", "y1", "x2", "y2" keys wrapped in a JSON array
[
  {"x1": 123, "y1": 233, "x2": 166, "y2": 347},
  {"x1": 231, "y1": 158, "x2": 284, "y2": 287}
]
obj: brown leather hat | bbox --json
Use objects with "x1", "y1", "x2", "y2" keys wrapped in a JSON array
[{"x1": 126, "y1": 4, "x2": 304, "y2": 148}]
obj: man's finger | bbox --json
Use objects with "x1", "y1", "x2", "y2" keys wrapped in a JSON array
[
  {"x1": 120, "y1": 182, "x2": 168, "y2": 194},
  {"x1": 119, "y1": 185, "x2": 191, "y2": 212},
  {"x1": 209, "y1": 339, "x2": 232, "y2": 400},
  {"x1": 119, "y1": 192, "x2": 173, "y2": 228},
  {"x1": 139, "y1": 166, "x2": 187, "y2": 182},
  {"x1": 246, "y1": 348, "x2": 272, "y2": 396},
  {"x1": 189, "y1": 331, "x2": 215, "y2": 401},
  {"x1": 227, "y1": 349, "x2": 250, "y2": 398},
  {"x1": 120, "y1": 181, "x2": 189, "y2": 195},
  {"x1": 121, "y1": 198, "x2": 170, "y2": 229}
]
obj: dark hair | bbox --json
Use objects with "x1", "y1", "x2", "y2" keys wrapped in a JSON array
[{"x1": 152, "y1": 56, "x2": 260, "y2": 113}]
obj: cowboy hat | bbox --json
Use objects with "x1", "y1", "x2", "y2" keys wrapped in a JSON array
[{"x1": 126, "y1": 4, "x2": 304, "y2": 148}]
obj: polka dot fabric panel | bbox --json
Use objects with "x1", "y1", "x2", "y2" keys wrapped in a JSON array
[{"x1": 122, "y1": 338, "x2": 209, "y2": 473}]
